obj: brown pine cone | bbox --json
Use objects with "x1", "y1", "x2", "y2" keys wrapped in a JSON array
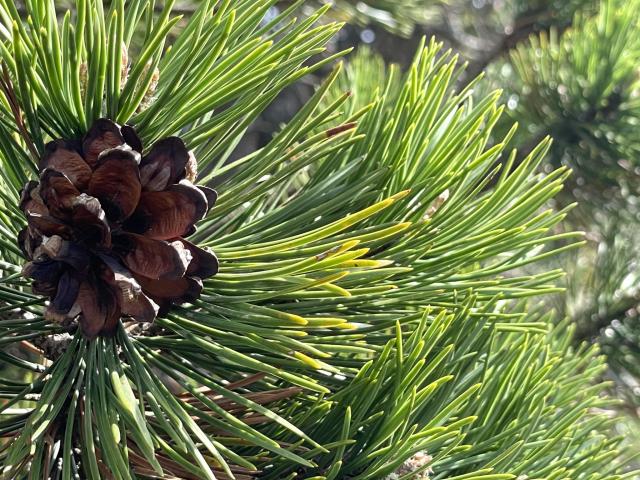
[{"x1": 19, "y1": 119, "x2": 218, "y2": 339}]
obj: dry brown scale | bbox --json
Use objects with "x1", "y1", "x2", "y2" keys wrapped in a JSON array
[{"x1": 18, "y1": 119, "x2": 219, "y2": 339}]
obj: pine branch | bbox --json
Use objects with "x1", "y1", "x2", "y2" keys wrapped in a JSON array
[
  {"x1": 465, "y1": 19, "x2": 572, "y2": 81},
  {"x1": 0, "y1": 1, "x2": 635, "y2": 478}
]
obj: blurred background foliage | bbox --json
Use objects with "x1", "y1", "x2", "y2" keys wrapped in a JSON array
[{"x1": 6, "y1": 0, "x2": 640, "y2": 459}]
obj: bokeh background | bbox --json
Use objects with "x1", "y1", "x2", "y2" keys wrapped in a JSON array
[{"x1": 9, "y1": 0, "x2": 640, "y2": 454}]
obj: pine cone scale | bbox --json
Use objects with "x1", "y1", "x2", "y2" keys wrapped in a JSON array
[
  {"x1": 49, "y1": 270, "x2": 81, "y2": 319},
  {"x1": 129, "y1": 181, "x2": 209, "y2": 240},
  {"x1": 100, "y1": 254, "x2": 159, "y2": 324},
  {"x1": 87, "y1": 147, "x2": 142, "y2": 222},
  {"x1": 113, "y1": 232, "x2": 192, "y2": 281},
  {"x1": 178, "y1": 238, "x2": 219, "y2": 278},
  {"x1": 139, "y1": 136, "x2": 192, "y2": 191},
  {"x1": 27, "y1": 213, "x2": 72, "y2": 239},
  {"x1": 41, "y1": 140, "x2": 92, "y2": 189},
  {"x1": 82, "y1": 118, "x2": 127, "y2": 167},
  {"x1": 135, "y1": 274, "x2": 203, "y2": 307},
  {"x1": 70, "y1": 193, "x2": 112, "y2": 248},
  {"x1": 39, "y1": 169, "x2": 81, "y2": 218}
]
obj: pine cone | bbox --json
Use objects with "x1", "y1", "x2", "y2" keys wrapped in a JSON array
[{"x1": 19, "y1": 119, "x2": 218, "y2": 339}]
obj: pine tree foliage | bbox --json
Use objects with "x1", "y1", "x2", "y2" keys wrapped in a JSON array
[
  {"x1": 0, "y1": 1, "x2": 635, "y2": 479},
  {"x1": 504, "y1": 0, "x2": 640, "y2": 203}
]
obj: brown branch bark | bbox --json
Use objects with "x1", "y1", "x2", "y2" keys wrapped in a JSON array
[
  {"x1": 464, "y1": 17, "x2": 572, "y2": 82},
  {"x1": 574, "y1": 294, "x2": 640, "y2": 343}
]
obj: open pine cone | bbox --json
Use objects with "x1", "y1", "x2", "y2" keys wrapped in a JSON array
[{"x1": 19, "y1": 119, "x2": 218, "y2": 339}]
